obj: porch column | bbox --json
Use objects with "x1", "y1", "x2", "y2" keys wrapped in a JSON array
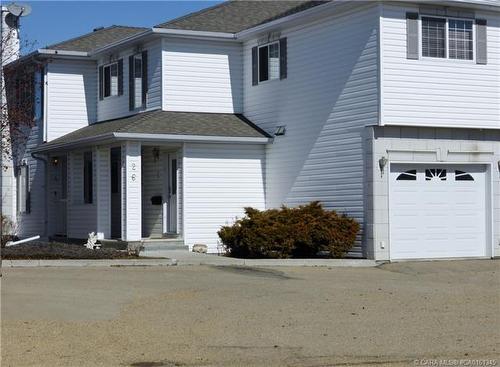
[
  {"x1": 95, "y1": 146, "x2": 111, "y2": 240},
  {"x1": 122, "y1": 141, "x2": 142, "y2": 241}
]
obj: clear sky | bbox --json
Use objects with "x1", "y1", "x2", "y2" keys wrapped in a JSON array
[{"x1": 17, "y1": 1, "x2": 222, "y2": 54}]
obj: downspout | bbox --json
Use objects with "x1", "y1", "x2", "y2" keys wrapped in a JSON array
[{"x1": 31, "y1": 152, "x2": 49, "y2": 239}]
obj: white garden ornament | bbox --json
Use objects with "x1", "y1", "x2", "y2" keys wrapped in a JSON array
[{"x1": 85, "y1": 232, "x2": 100, "y2": 250}]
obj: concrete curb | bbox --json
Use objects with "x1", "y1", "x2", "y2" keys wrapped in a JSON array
[
  {"x1": 141, "y1": 251, "x2": 380, "y2": 267},
  {"x1": 1, "y1": 259, "x2": 177, "y2": 268},
  {"x1": 1, "y1": 257, "x2": 379, "y2": 268}
]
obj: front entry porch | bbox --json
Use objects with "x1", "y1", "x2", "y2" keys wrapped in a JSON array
[{"x1": 46, "y1": 141, "x2": 185, "y2": 248}]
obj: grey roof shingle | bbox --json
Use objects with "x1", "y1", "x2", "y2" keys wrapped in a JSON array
[
  {"x1": 47, "y1": 25, "x2": 148, "y2": 53},
  {"x1": 38, "y1": 110, "x2": 270, "y2": 150},
  {"x1": 155, "y1": 1, "x2": 328, "y2": 33}
]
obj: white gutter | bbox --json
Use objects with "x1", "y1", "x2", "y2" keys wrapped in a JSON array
[
  {"x1": 32, "y1": 133, "x2": 115, "y2": 152},
  {"x1": 37, "y1": 49, "x2": 88, "y2": 57},
  {"x1": 152, "y1": 27, "x2": 237, "y2": 40},
  {"x1": 113, "y1": 132, "x2": 272, "y2": 144}
]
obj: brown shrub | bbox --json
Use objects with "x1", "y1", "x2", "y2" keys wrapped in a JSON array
[{"x1": 218, "y1": 202, "x2": 359, "y2": 259}]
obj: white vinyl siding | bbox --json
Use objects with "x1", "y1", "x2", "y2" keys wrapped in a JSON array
[
  {"x1": 183, "y1": 143, "x2": 265, "y2": 253},
  {"x1": 381, "y1": 4, "x2": 500, "y2": 128},
  {"x1": 244, "y1": 3, "x2": 380, "y2": 256},
  {"x1": 45, "y1": 60, "x2": 97, "y2": 141},
  {"x1": 162, "y1": 38, "x2": 243, "y2": 113},
  {"x1": 97, "y1": 40, "x2": 162, "y2": 121}
]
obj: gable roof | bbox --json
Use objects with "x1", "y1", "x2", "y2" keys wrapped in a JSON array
[
  {"x1": 46, "y1": 25, "x2": 148, "y2": 53},
  {"x1": 35, "y1": 110, "x2": 271, "y2": 151},
  {"x1": 155, "y1": 1, "x2": 328, "y2": 33}
]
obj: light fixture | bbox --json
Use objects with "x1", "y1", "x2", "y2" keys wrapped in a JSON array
[
  {"x1": 274, "y1": 125, "x2": 286, "y2": 136},
  {"x1": 379, "y1": 156, "x2": 388, "y2": 176},
  {"x1": 152, "y1": 147, "x2": 160, "y2": 161},
  {"x1": 52, "y1": 157, "x2": 59, "y2": 166}
]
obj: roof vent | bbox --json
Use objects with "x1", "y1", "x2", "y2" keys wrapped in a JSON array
[{"x1": 93, "y1": 26, "x2": 104, "y2": 32}]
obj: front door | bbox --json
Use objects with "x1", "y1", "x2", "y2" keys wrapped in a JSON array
[{"x1": 163, "y1": 153, "x2": 178, "y2": 235}]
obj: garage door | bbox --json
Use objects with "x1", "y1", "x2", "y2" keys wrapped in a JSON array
[{"x1": 389, "y1": 164, "x2": 487, "y2": 260}]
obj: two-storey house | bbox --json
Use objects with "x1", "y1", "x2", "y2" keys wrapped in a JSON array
[{"x1": 2, "y1": 0, "x2": 499, "y2": 261}]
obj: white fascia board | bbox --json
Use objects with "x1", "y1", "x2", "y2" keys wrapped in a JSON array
[
  {"x1": 113, "y1": 132, "x2": 272, "y2": 144},
  {"x1": 152, "y1": 27, "x2": 237, "y2": 40},
  {"x1": 37, "y1": 49, "x2": 89, "y2": 57},
  {"x1": 32, "y1": 133, "x2": 115, "y2": 153}
]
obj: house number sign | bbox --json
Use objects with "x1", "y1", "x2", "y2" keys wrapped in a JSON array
[{"x1": 130, "y1": 162, "x2": 137, "y2": 182}]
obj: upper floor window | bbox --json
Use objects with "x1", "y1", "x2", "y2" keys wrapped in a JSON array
[
  {"x1": 252, "y1": 38, "x2": 287, "y2": 86},
  {"x1": 99, "y1": 59, "x2": 123, "y2": 100},
  {"x1": 406, "y1": 11, "x2": 487, "y2": 65},
  {"x1": 129, "y1": 51, "x2": 148, "y2": 110},
  {"x1": 259, "y1": 42, "x2": 280, "y2": 82},
  {"x1": 421, "y1": 16, "x2": 473, "y2": 60},
  {"x1": 104, "y1": 62, "x2": 119, "y2": 97}
]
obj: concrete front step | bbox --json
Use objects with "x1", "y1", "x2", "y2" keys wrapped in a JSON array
[{"x1": 141, "y1": 239, "x2": 188, "y2": 252}]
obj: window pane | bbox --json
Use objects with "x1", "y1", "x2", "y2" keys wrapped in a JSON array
[
  {"x1": 422, "y1": 17, "x2": 446, "y2": 58},
  {"x1": 104, "y1": 66, "x2": 111, "y2": 97},
  {"x1": 110, "y1": 63, "x2": 118, "y2": 96},
  {"x1": 259, "y1": 46, "x2": 269, "y2": 82},
  {"x1": 449, "y1": 19, "x2": 473, "y2": 60},
  {"x1": 269, "y1": 43, "x2": 280, "y2": 80},
  {"x1": 134, "y1": 56, "x2": 143, "y2": 108},
  {"x1": 134, "y1": 57, "x2": 142, "y2": 78}
]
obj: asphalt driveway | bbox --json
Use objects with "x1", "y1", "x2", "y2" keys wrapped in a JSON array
[{"x1": 1, "y1": 260, "x2": 499, "y2": 366}]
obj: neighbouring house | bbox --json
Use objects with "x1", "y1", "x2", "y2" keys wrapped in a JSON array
[{"x1": 1, "y1": 0, "x2": 499, "y2": 260}]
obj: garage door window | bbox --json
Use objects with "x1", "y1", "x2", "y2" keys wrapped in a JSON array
[
  {"x1": 425, "y1": 169, "x2": 447, "y2": 181},
  {"x1": 396, "y1": 170, "x2": 417, "y2": 181},
  {"x1": 455, "y1": 170, "x2": 474, "y2": 181}
]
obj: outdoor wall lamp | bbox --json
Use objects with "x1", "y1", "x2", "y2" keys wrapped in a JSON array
[
  {"x1": 51, "y1": 157, "x2": 59, "y2": 166},
  {"x1": 274, "y1": 125, "x2": 286, "y2": 136},
  {"x1": 153, "y1": 147, "x2": 160, "y2": 161},
  {"x1": 379, "y1": 156, "x2": 388, "y2": 176}
]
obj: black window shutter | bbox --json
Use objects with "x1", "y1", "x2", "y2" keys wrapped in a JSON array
[
  {"x1": 128, "y1": 55, "x2": 134, "y2": 110},
  {"x1": 406, "y1": 12, "x2": 419, "y2": 60},
  {"x1": 117, "y1": 59, "x2": 123, "y2": 95},
  {"x1": 251, "y1": 46, "x2": 258, "y2": 86},
  {"x1": 476, "y1": 19, "x2": 487, "y2": 65},
  {"x1": 279, "y1": 37, "x2": 287, "y2": 80},
  {"x1": 142, "y1": 50, "x2": 148, "y2": 107},
  {"x1": 98, "y1": 65, "x2": 104, "y2": 100}
]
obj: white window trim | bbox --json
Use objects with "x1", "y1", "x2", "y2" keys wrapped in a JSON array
[
  {"x1": 419, "y1": 15, "x2": 475, "y2": 63},
  {"x1": 102, "y1": 61, "x2": 119, "y2": 99},
  {"x1": 257, "y1": 41, "x2": 280, "y2": 84}
]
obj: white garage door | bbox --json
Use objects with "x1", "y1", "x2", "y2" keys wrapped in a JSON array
[{"x1": 389, "y1": 164, "x2": 487, "y2": 260}]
